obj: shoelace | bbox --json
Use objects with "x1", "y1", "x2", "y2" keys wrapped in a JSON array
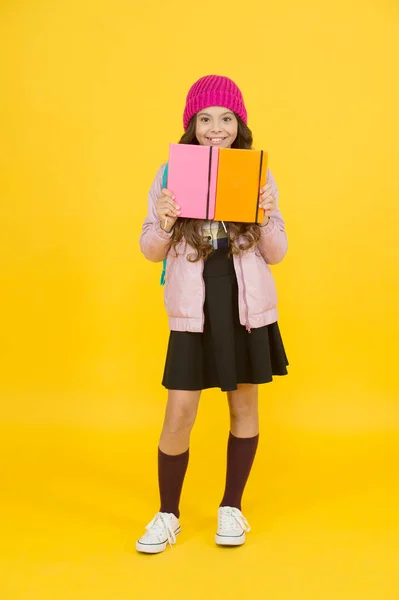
[
  {"x1": 145, "y1": 513, "x2": 177, "y2": 548},
  {"x1": 220, "y1": 507, "x2": 251, "y2": 533}
]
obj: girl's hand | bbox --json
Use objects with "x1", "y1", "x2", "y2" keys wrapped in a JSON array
[
  {"x1": 156, "y1": 189, "x2": 181, "y2": 232},
  {"x1": 259, "y1": 183, "x2": 276, "y2": 226}
]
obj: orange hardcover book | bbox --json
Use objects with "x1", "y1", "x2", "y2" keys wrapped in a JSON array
[{"x1": 214, "y1": 149, "x2": 268, "y2": 223}]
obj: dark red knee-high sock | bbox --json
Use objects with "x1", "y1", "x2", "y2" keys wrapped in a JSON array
[
  {"x1": 220, "y1": 432, "x2": 259, "y2": 511},
  {"x1": 158, "y1": 447, "x2": 189, "y2": 519}
]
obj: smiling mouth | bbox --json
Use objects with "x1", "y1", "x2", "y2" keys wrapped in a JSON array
[{"x1": 206, "y1": 137, "x2": 228, "y2": 144}]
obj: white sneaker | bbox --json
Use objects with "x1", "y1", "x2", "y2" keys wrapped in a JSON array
[
  {"x1": 136, "y1": 512, "x2": 181, "y2": 554},
  {"x1": 215, "y1": 506, "x2": 251, "y2": 546}
]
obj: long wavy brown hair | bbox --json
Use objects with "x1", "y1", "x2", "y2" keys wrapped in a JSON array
[{"x1": 169, "y1": 114, "x2": 261, "y2": 262}]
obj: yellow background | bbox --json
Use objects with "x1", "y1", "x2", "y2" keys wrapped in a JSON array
[{"x1": 1, "y1": 0, "x2": 399, "y2": 598}]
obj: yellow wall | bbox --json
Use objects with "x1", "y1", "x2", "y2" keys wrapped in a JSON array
[{"x1": 1, "y1": 0, "x2": 399, "y2": 598}]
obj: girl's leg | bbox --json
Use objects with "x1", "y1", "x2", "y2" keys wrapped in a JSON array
[
  {"x1": 158, "y1": 389, "x2": 201, "y2": 517},
  {"x1": 220, "y1": 384, "x2": 259, "y2": 510}
]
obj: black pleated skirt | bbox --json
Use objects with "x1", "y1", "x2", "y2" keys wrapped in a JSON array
[{"x1": 162, "y1": 248, "x2": 289, "y2": 392}]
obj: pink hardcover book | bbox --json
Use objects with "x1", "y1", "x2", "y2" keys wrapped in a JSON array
[{"x1": 167, "y1": 144, "x2": 219, "y2": 219}]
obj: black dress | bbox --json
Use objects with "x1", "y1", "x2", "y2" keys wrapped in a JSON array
[{"x1": 162, "y1": 247, "x2": 288, "y2": 392}]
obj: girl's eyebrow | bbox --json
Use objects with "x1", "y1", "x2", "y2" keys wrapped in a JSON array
[{"x1": 198, "y1": 111, "x2": 234, "y2": 117}]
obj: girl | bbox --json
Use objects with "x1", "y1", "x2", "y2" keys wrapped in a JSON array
[{"x1": 137, "y1": 75, "x2": 288, "y2": 553}]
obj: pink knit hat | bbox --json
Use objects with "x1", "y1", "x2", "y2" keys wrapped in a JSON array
[{"x1": 183, "y1": 75, "x2": 247, "y2": 131}]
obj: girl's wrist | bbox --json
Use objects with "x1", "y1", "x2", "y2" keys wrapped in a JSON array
[
  {"x1": 160, "y1": 222, "x2": 174, "y2": 234},
  {"x1": 261, "y1": 216, "x2": 270, "y2": 227}
]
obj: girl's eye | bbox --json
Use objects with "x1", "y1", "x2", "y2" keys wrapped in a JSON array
[
  {"x1": 200, "y1": 117, "x2": 210, "y2": 122},
  {"x1": 223, "y1": 117, "x2": 232, "y2": 122}
]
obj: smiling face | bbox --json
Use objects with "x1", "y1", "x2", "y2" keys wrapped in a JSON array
[{"x1": 195, "y1": 106, "x2": 238, "y2": 148}]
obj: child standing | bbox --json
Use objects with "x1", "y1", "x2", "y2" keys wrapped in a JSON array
[{"x1": 137, "y1": 75, "x2": 288, "y2": 553}]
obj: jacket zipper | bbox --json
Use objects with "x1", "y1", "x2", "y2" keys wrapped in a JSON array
[{"x1": 238, "y1": 255, "x2": 251, "y2": 333}]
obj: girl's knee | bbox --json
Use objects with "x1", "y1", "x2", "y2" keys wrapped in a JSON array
[
  {"x1": 164, "y1": 403, "x2": 198, "y2": 434},
  {"x1": 228, "y1": 386, "x2": 258, "y2": 420}
]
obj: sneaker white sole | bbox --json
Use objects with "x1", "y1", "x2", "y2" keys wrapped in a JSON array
[
  {"x1": 215, "y1": 532, "x2": 246, "y2": 546},
  {"x1": 136, "y1": 527, "x2": 181, "y2": 554}
]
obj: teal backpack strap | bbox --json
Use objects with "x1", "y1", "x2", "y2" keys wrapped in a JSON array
[
  {"x1": 160, "y1": 261, "x2": 167, "y2": 286},
  {"x1": 162, "y1": 163, "x2": 169, "y2": 188},
  {"x1": 160, "y1": 163, "x2": 169, "y2": 286}
]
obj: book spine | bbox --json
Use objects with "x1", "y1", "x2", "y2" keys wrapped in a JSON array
[
  {"x1": 206, "y1": 146, "x2": 213, "y2": 219},
  {"x1": 255, "y1": 151, "x2": 264, "y2": 223}
]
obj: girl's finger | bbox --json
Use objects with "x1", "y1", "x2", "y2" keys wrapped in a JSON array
[
  {"x1": 164, "y1": 200, "x2": 181, "y2": 215},
  {"x1": 259, "y1": 203, "x2": 275, "y2": 213},
  {"x1": 163, "y1": 211, "x2": 179, "y2": 219},
  {"x1": 260, "y1": 196, "x2": 276, "y2": 207},
  {"x1": 260, "y1": 184, "x2": 272, "y2": 195},
  {"x1": 260, "y1": 192, "x2": 274, "y2": 202},
  {"x1": 163, "y1": 210, "x2": 179, "y2": 219},
  {"x1": 162, "y1": 197, "x2": 180, "y2": 211},
  {"x1": 162, "y1": 188, "x2": 176, "y2": 200},
  {"x1": 159, "y1": 198, "x2": 178, "y2": 211},
  {"x1": 166, "y1": 200, "x2": 180, "y2": 210}
]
